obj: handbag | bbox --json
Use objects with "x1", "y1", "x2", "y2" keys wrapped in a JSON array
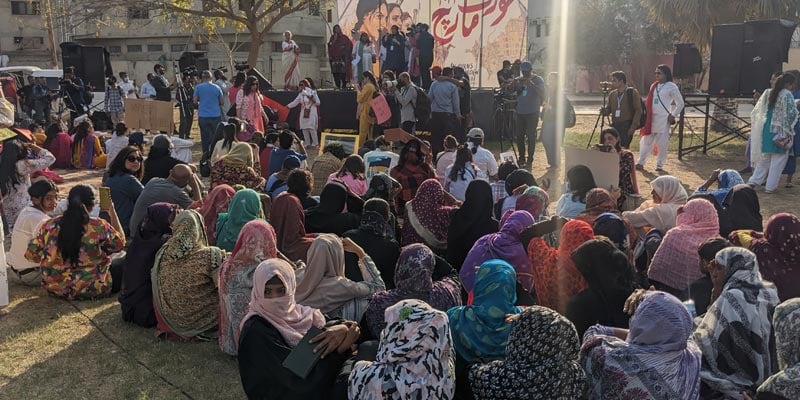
[
  {"x1": 330, "y1": 61, "x2": 346, "y2": 75},
  {"x1": 773, "y1": 131, "x2": 794, "y2": 150},
  {"x1": 655, "y1": 87, "x2": 676, "y2": 125},
  {"x1": 303, "y1": 107, "x2": 311, "y2": 119}
]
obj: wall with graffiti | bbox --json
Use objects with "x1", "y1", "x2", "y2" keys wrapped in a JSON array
[{"x1": 335, "y1": 0, "x2": 528, "y2": 87}]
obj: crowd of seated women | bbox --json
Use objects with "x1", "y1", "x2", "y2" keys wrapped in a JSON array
[{"x1": 5, "y1": 121, "x2": 800, "y2": 400}]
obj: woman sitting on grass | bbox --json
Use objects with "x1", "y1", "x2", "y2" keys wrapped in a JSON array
[{"x1": 26, "y1": 184, "x2": 125, "y2": 300}]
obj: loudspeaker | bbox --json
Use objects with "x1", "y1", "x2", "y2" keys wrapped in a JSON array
[
  {"x1": 178, "y1": 51, "x2": 209, "y2": 72},
  {"x1": 60, "y1": 42, "x2": 113, "y2": 92},
  {"x1": 739, "y1": 20, "x2": 796, "y2": 94},
  {"x1": 708, "y1": 24, "x2": 744, "y2": 96},
  {"x1": 673, "y1": 43, "x2": 702, "y2": 78}
]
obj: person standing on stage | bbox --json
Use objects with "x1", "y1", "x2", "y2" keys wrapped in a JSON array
[
  {"x1": 602, "y1": 71, "x2": 642, "y2": 149},
  {"x1": 328, "y1": 25, "x2": 353, "y2": 89},
  {"x1": 356, "y1": 71, "x2": 378, "y2": 145},
  {"x1": 512, "y1": 61, "x2": 545, "y2": 166},
  {"x1": 104, "y1": 76, "x2": 126, "y2": 125},
  {"x1": 497, "y1": 60, "x2": 514, "y2": 89},
  {"x1": 286, "y1": 79, "x2": 321, "y2": 148},
  {"x1": 140, "y1": 73, "x2": 156, "y2": 99},
  {"x1": 394, "y1": 72, "x2": 418, "y2": 133},
  {"x1": 150, "y1": 64, "x2": 172, "y2": 102},
  {"x1": 416, "y1": 24, "x2": 434, "y2": 90},
  {"x1": 381, "y1": 25, "x2": 406, "y2": 75},
  {"x1": 353, "y1": 32, "x2": 376, "y2": 85},
  {"x1": 428, "y1": 67, "x2": 461, "y2": 155},
  {"x1": 194, "y1": 70, "x2": 224, "y2": 155},
  {"x1": 282, "y1": 31, "x2": 302, "y2": 91},
  {"x1": 118, "y1": 72, "x2": 137, "y2": 99},
  {"x1": 637, "y1": 64, "x2": 684, "y2": 172}
]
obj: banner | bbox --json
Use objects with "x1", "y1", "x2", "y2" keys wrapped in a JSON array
[{"x1": 336, "y1": 0, "x2": 528, "y2": 87}]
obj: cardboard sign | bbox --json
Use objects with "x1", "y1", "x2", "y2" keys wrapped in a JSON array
[
  {"x1": 499, "y1": 151, "x2": 517, "y2": 166},
  {"x1": 124, "y1": 99, "x2": 173, "y2": 132},
  {"x1": 564, "y1": 147, "x2": 620, "y2": 191},
  {"x1": 370, "y1": 92, "x2": 391, "y2": 125},
  {"x1": 319, "y1": 132, "x2": 361, "y2": 155},
  {"x1": 383, "y1": 128, "x2": 431, "y2": 155}
]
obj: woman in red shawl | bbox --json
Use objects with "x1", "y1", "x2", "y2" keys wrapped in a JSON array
[
  {"x1": 400, "y1": 179, "x2": 458, "y2": 252},
  {"x1": 195, "y1": 184, "x2": 236, "y2": 246},
  {"x1": 327, "y1": 25, "x2": 353, "y2": 89},
  {"x1": 527, "y1": 219, "x2": 595, "y2": 313},
  {"x1": 729, "y1": 212, "x2": 800, "y2": 301},
  {"x1": 390, "y1": 138, "x2": 436, "y2": 211},
  {"x1": 271, "y1": 192, "x2": 316, "y2": 263},
  {"x1": 43, "y1": 122, "x2": 73, "y2": 169}
]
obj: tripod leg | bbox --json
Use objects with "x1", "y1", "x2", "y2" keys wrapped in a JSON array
[{"x1": 586, "y1": 112, "x2": 603, "y2": 149}]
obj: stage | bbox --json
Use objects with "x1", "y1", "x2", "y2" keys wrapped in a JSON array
[{"x1": 263, "y1": 89, "x2": 503, "y2": 137}]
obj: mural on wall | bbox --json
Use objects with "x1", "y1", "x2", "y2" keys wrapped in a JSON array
[{"x1": 336, "y1": 0, "x2": 528, "y2": 87}]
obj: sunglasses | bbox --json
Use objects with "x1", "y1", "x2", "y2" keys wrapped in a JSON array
[{"x1": 126, "y1": 156, "x2": 143, "y2": 162}]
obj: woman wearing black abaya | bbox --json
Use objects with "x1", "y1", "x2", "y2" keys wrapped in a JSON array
[
  {"x1": 304, "y1": 182, "x2": 364, "y2": 236},
  {"x1": 566, "y1": 238, "x2": 639, "y2": 337},
  {"x1": 447, "y1": 180, "x2": 499, "y2": 270},
  {"x1": 718, "y1": 184, "x2": 763, "y2": 237},
  {"x1": 119, "y1": 202, "x2": 180, "y2": 327}
]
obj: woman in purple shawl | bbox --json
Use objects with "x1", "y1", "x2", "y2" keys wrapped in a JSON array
[
  {"x1": 119, "y1": 202, "x2": 180, "y2": 327},
  {"x1": 460, "y1": 210, "x2": 535, "y2": 292},
  {"x1": 580, "y1": 291, "x2": 702, "y2": 400},
  {"x1": 363, "y1": 244, "x2": 461, "y2": 337}
]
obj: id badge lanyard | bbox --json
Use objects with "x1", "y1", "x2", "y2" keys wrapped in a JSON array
[{"x1": 616, "y1": 91, "x2": 624, "y2": 118}]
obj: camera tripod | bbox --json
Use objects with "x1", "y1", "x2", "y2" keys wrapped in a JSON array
[
  {"x1": 586, "y1": 89, "x2": 610, "y2": 149},
  {"x1": 493, "y1": 95, "x2": 519, "y2": 162}
]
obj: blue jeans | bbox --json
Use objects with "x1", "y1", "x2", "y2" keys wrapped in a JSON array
[{"x1": 198, "y1": 116, "x2": 221, "y2": 155}]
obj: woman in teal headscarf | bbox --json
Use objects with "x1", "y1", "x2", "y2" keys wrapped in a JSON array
[
  {"x1": 447, "y1": 259, "x2": 522, "y2": 363},
  {"x1": 215, "y1": 189, "x2": 265, "y2": 251}
]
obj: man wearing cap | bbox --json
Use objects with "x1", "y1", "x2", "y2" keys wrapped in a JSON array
[
  {"x1": 467, "y1": 128, "x2": 499, "y2": 179},
  {"x1": 428, "y1": 67, "x2": 460, "y2": 155},
  {"x1": 193, "y1": 70, "x2": 224, "y2": 155},
  {"x1": 512, "y1": 61, "x2": 546, "y2": 166}
]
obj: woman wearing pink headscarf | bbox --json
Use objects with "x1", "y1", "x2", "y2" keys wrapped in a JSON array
[
  {"x1": 648, "y1": 198, "x2": 720, "y2": 296},
  {"x1": 237, "y1": 258, "x2": 360, "y2": 399},
  {"x1": 218, "y1": 220, "x2": 278, "y2": 355}
]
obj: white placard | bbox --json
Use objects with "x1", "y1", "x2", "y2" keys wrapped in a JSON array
[{"x1": 563, "y1": 147, "x2": 620, "y2": 191}]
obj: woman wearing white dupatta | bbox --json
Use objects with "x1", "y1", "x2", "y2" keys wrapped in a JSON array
[{"x1": 282, "y1": 31, "x2": 302, "y2": 91}]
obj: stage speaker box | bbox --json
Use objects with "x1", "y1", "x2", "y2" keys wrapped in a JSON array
[
  {"x1": 739, "y1": 20, "x2": 796, "y2": 94},
  {"x1": 178, "y1": 51, "x2": 209, "y2": 72},
  {"x1": 60, "y1": 42, "x2": 112, "y2": 92},
  {"x1": 673, "y1": 43, "x2": 702, "y2": 78},
  {"x1": 708, "y1": 24, "x2": 744, "y2": 96}
]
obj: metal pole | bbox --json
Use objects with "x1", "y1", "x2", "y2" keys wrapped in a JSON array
[
  {"x1": 678, "y1": 106, "x2": 685, "y2": 160},
  {"x1": 703, "y1": 94, "x2": 710, "y2": 154}
]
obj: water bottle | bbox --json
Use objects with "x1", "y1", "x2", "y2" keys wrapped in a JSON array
[{"x1": 683, "y1": 299, "x2": 697, "y2": 319}]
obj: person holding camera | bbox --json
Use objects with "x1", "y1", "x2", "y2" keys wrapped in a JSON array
[
  {"x1": 637, "y1": 64, "x2": 684, "y2": 172},
  {"x1": 61, "y1": 66, "x2": 89, "y2": 122},
  {"x1": 601, "y1": 71, "x2": 642, "y2": 149},
  {"x1": 512, "y1": 61, "x2": 546, "y2": 166}
]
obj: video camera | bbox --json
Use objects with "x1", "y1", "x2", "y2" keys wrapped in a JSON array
[
  {"x1": 182, "y1": 66, "x2": 199, "y2": 78},
  {"x1": 234, "y1": 63, "x2": 250, "y2": 72},
  {"x1": 599, "y1": 81, "x2": 613, "y2": 95}
]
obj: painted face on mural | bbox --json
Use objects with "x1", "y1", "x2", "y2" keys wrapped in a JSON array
[
  {"x1": 362, "y1": 3, "x2": 388, "y2": 41},
  {"x1": 386, "y1": 4, "x2": 403, "y2": 31}
]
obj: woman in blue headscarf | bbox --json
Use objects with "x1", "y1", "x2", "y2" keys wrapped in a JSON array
[{"x1": 694, "y1": 169, "x2": 745, "y2": 207}]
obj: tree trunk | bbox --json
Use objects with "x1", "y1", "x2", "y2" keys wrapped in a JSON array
[
  {"x1": 44, "y1": 0, "x2": 59, "y2": 68},
  {"x1": 247, "y1": 32, "x2": 263, "y2": 70}
]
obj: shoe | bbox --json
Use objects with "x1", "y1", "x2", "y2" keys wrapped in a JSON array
[
  {"x1": 655, "y1": 167, "x2": 665, "y2": 172},
  {"x1": 739, "y1": 166, "x2": 753, "y2": 174},
  {"x1": 635, "y1": 164, "x2": 644, "y2": 171}
]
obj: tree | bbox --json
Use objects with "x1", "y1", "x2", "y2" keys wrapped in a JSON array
[
  {"x1": 641, "y1": 0, "x2": 800, "y2": 50},
  {"x1": 139, "y1": 0, "x2": 315, "y2": 67}
]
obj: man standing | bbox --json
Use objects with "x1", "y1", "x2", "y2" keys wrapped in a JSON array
[
  {"x1": 428, "y1": 67, "x2": 460, "y2": 155},
  {"x1": 381, "y1": 25, "x2": 407, "y2": 75},
  {"x1": 140, "y1": 73, "x2": 156, "y2": 99},
  {"x1": 150, "y1": 64, "x2": 172, "y2": 102},
  {"x1": 512, "y1": 61, "x2": 545, "y2": 166},
  {"x1": 193, "y1": 70, "x2": 224, "y2": 155},
  {"x1": 637, "y1": 64, "x2": 684, "y2": 172},
  {"x1": 61, "y1": 66, "x2": 89, "y2": 122},
  {"x1": 118, "y1": 72, "x2": 137, "y2": 99},
  {"x1": 497, "y1": 60, "x2": 514, "y2": 88},
  {"x1": 454, "y1": 67, "x2": 472, "y2": 132},
  {"x1": 176, "y1": 73, "x2": 195, "y2": 139},
  {"x1": 104, "y1": 76, "x2": 126, "y2": 125},
  {"x1": 416, "y1": 24, "x2": 434, "y2": 90},
  {"x1": 32, "y1": 77, "x2": 50, "y2": 124},
  {"x1": 602, "y1": 71, "x2": 642, "y2": 149},
  {"x1": 394, "y1": 72, "x2": 418, "y2": 133}
]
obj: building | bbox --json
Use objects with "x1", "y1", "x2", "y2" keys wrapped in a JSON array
[
  {"x1": 69, "y1": 4, "x2": 329, "y2": 89},
  {"x1": 526, "y1": 0, "x2": 555, "y2": 72},
  {"x1": 0, "y1": 0, "x2": 55, "y2": 67}
]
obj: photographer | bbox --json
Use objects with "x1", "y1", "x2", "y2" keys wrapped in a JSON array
[
  {"x1": 601, "y1": 71, "x2": 642, "y2": 149},
  {"x1": 177, "y1": 71, "x2": 196, "y2": 140},
  {"x1": 381, "y1": 71, "x2": 401, "y2": 129},
  {"x1": 61, "y1": 66, "x2": 89, "y2": 121}
]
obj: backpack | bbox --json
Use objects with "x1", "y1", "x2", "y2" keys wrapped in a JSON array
[
  {"x1": 413, "y1": 85, "x2": 431, "y2": 126},
  {"x1": 627, "y1": 87, "x2": 647, "y2": 129}
]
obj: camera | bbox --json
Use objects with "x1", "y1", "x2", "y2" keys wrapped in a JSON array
[
  {"x1": 234, "y1": 63, "x2": 250, "y2": 72},
  {"x1": 182, "y1": 66, "x2": 198, "y2": 78},
  {"x1": 599, "y1": 81, "x2": 613, "y2": 95},
  {"x1": 213, "y1": 66, "x2": 228, "y2": 73}
]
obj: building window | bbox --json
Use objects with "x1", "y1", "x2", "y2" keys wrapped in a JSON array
[
  {"x1": 544, "y1": 22, "x2": 550, "y2": 37},
  {"x1": 171, "y1": 44, "x2": 187, "y2": 52},
  {"x1": 195, "y1": 43, "x2": 209, "y2": 51},
  {"x1": 535, "y1": 23, "x2": 541, "y2": 38},
  {"x1": 11, "y1": 1, "x2": 41, "y2": 15},
  {"x1": 13, "y1": 36, "x2": 44, "y2": 50},
  {"x1": 127, "y1": 45, "x2": 143, "y2": 53},
  {"x1": 128, "y1": 6, "x2": 149, "y2": 19},
  {"x1": 108, "y1": 45, "x2": 122, "y2": 54},
  {"x1": 147, "y1": 44, "x2": 163, "y2": 52}
]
